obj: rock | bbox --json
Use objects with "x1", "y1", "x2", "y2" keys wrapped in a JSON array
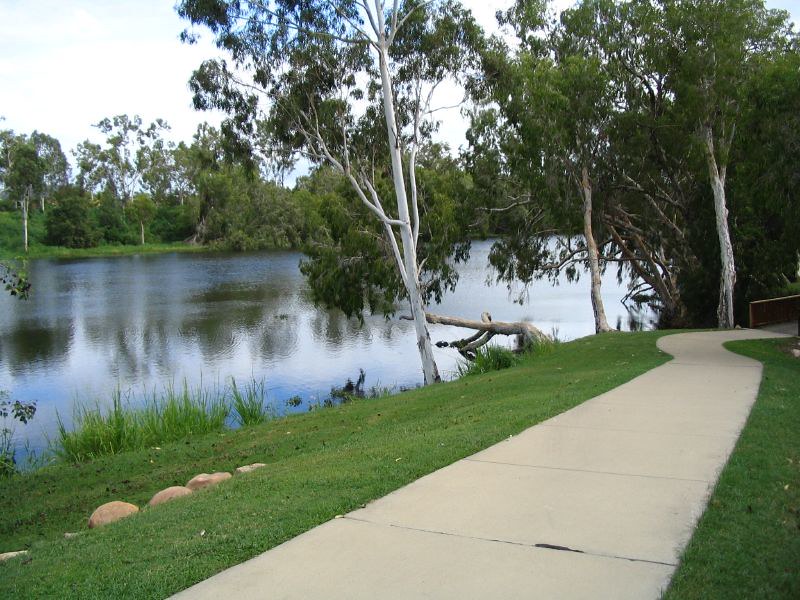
[
  {"x1": 0, "y1": 550, "x2": 28, "y2": 562},
  {"x1": 791, "y1": 348, "x2": 800, "y2": 358},
  {"x1": 64, "y1": 532, "x2": 80, "y2": 539},
  {"x1": 148, "y1": 486, "x2": 193, "y2": 506},
  {"x1": 235, "y1": 463, "x2": 267, "y2": 475},
  {"x1": 186, "y1": 472, "x2": 231, "y2": 491},
  {"x1": 88, "y1": 501, "x2": 139, "y2": 528}
]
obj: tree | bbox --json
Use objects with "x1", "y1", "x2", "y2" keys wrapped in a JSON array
[
  {"x1": 1, "y1": 137, "x2": 44, "y2": 252},
  {"x1": 472, "y1": 0, "x2": 796, "y2": 329},
  {"x1": 44, "y1": 187, "x2": 97, "y2": 248},
  {"x1": 663, "y1": 0, "x2": 791, "y2": 327},
  {"x1": 74, "y1": 115, "x2": 171, "y2": 203},
  {"x1": 177, "y1": 0, "x2": 484, "y2": 384},
  {"x1": 30, "y1": 131, "x2": 70, "y2": 211},
  {"x1": 128, "y1": 194, "x2": 157, "y2": 245},
  {"x1": 474, "y1": 0, "x2": 615, "y2": 332}
]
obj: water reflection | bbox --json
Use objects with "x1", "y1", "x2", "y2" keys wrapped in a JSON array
[{"x1": 0, "y1": 241, "x2": 651, "y2": 453}]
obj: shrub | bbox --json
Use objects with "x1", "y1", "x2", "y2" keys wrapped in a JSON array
[
  {"x1": 456, "y1": 345, "x2": 521, "y2": 377},
  {"x1": 44, "y1": 187, "x2": 98, "y2": 248}
]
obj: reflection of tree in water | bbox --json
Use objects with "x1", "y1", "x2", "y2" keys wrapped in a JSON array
[
  {"x1": 309, "y1": 308, "x2": 375, "y2": 349},
  {"x1": 181, "y1": 281, "x2": 301, "y2": 362},
  {"x1": 0, "y1": 325, "x2": 72, "y2": 373},
  {"x1": 254, "y1": 313, "x2": 300, "y2": 361}
]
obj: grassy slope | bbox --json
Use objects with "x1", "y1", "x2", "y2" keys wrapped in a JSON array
[
  {"x1": 665, "y1": 338, "x2": 800, "y2": 600},
  {"x1": 0, "y1": 332, "x2": 669, "y2": 599}
]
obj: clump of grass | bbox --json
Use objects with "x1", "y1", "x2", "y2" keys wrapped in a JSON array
[
  {"x1": 55, "y1": 380, "x2": 234, "y2": 462},
  {"x1": 230, "y1": 378, "x2": 271, "y2": 426},
  {"x1": 455, "y1": 344, "x2": 521, "y2": 377}
]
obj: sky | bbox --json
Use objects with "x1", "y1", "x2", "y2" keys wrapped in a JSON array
[{"x1": 1, "y1": 0, "x2": 798, "y2": 177}]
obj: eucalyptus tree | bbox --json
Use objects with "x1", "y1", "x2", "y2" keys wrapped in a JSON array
[
  {"x1": 29, "y1": 131, "x2": 69, "y2": 211},
  {"x1": 572, "y1": 0, "x2": 697, "y2": 326},
  {"x1": 74, "y1": 115, "x2": 171, "y2": 203},
  {"x1": 661, "y1": 0, "x2": 792, "y2": 327},
  {"x1": 475, "y1": 0, "x2": 616, "y2": 333},
  {"x1": 1, "y1": 136, "x2": 44, "y2": 252},
  {"x1": 177, "y1": 0, "x2": 483, "y2": 384}
]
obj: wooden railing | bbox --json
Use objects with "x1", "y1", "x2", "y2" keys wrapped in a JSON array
[{"x1": 749, "y1": 294, "x2": 800, "y2": 332}]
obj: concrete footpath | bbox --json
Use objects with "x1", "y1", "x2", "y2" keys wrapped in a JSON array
[{"x1": 173, "y1": 329, "x2": 787, "y2": 599}]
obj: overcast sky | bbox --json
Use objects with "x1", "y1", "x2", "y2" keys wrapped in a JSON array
[{"x1": 1, "y1": 0, "x2": 797, "y2": 176}]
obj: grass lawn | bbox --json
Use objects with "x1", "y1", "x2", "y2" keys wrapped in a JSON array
[
  {"x1": 0, "y1": 331, "x2": 670, "y2": 598},
  {"x1": 664, "y1": 337, "x2": 800, "y2": 599}
]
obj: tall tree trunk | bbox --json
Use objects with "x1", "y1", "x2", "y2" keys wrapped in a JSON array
[
  {"x1": 377, "y1": 44, "x2": 440, "y2": 384},
  {"x1": 21, "y1": 196, "x2": 29, "y2": 254},
  {"x1": 581, "y1": 167, "x2": 611, "y2": 333},
  {"x1": 140, "y1": 221, "x2": 145, "y2": 245},
  {"x1": 703, "y1": 126, "x2": 736, "y2": 328}
]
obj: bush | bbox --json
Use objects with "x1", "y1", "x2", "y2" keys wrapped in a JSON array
[
  {"x1": 44, "y1": 187, "x2": 98, "y2": 248},
  {"x1": 0, "y1": 392, "x2": 36, "y2": 477},
  {"x1": 92, "y1": 195, "x2": 135, "y2": 245},
  {"x1": 150, "y1": 204, "x2": 196, "y2": 242},
  {"x1": 455, "y1": 345, "x2": 521, "y2": 377}
]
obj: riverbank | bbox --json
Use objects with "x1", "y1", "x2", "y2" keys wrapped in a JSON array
[
  {"x1": 2, "y1": 333, "x2": 796, "y2": 597},
  {"x1": 0, "y1": 331, "x2": 671, "y2": 597},
  {"x1": 0, "y1": 241, "x2": 207, "y2": 261}
]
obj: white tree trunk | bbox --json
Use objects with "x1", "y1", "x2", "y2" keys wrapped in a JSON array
[
  {"x1": 377, "y1": 44, "x2": 440, "y2": 384},
  {"x1": 581, "y1": 167, "x2": 611, "y2": 333},
  {"x1": 704, "y1": 127, "x2": 736, "y2": 328},
  {"x1": 21, "y1": 197, "x2": 28, "y2": 253},
  {"x1": 140, "y1": 221, "x2": 145, "y2": 245}
]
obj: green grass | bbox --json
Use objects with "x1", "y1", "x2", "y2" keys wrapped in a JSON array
[
  {"x1": 0, "y1": 331, "x2": 670, "y2": 598},
  {"x1": 664, "y1": 337, "x2": 800, "y2": 599},
  {"x1": 55, "y1": 379, "x2": 272, "y2": 463},
  {"x1": 230, "y1": 379, "x2": 271, "y2": 426},
  {"x1": 0, "y1": 241, "x2": 206, "y2": 261},
  {"x1": 454, "y1": 344, "x2": 522, "y2": 377}
]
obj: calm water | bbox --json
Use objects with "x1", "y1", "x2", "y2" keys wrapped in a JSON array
[{"x1": 0, "y1": 240, "x2": 651, "y2": 455}]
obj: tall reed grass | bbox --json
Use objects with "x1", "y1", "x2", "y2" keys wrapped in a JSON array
[
  {"x1": 230, "y1": 378, "x2": 271, "y2": 426},
  {"x1": 455, "y1": 345, "x2": 522, "y2": 377},
  {"x1": 55, "y1": 377, "x2": 270, "y2": 463},
  {"x1": 454, "y1": 339, "x2": 557, "y2": 378}
]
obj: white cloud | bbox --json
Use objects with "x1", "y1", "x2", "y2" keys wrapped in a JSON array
[{"x1": 0, "y1": 0, "x2": 796, "y2": 170}]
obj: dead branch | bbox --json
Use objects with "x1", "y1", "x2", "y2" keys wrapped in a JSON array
[{"x1": 404, "y1": 311, "x2": 551, "y2": 358}]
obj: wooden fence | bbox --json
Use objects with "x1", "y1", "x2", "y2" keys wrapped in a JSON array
[{"x1": 749, "y1": 294, "x2": 800, "y2": 332}]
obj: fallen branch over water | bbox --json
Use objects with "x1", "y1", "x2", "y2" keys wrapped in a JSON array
[{"x1": 404, "y1": 311, "x2": 551, "y2": 359}]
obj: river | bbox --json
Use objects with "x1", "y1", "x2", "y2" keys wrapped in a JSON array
[{"x1": 0, "y1": 240, "x2": 651, "y2": 456}]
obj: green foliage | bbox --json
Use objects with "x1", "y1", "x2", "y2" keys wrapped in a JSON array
[
  {"x1": 149, "y1": 203, "x2": 197, "y2": 242},
  {"x1": 455, "y1": 345, "x2": 520, "y2": 377},
  {"x1": 728, "y1": 49, "x2": 800, "y2": 322},
  {"x1": 203, "y1": 173, "x2": 321, "y2": 251},
  {"x1": 44, "y1": 187, "x2": 98, "y2": 248},
  {"x1": 0, "y1": 259, "x2": 31, "y2": 299},
  {"x1": 91, "y1": 194, "x2": 135, "y2": 245},
  {"x1": 55, "y1": 382, "x2": 232, "y2": 463},
  {"x1": 0, "y1": 391, "x2": 36, "y2": 477},
  {"x1": 472, "y1": 0, "x2": 799, "y2": 328},
  {"x1": 300, "y1": 183, "x2": 404, "y2": 317},
  {"x1": 230, "y1": 378, "x2": 271, "y2": 426}
]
